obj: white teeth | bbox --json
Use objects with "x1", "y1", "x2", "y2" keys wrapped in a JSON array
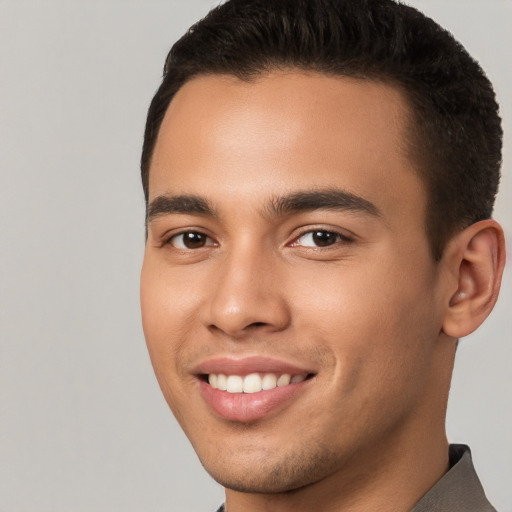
[
  {"x1": 277, "y1": 374, "x2": 291, "y2": 387},
  {"x1": 261, "y1": 373, "x2": 277, "y2": 390},
  {"x1": 242, "y1": 373, "x2": 262, "y2": 393},
  {"x1": 208, "y1": 374, "x2": 218, "y2": 389},
  {"x1": 207, "y1": 372, "x2": 308, "y2": 393},
  {"x1": 226, "y1": 375, "x2": 243, "y2": 393},
  {"x1": 217, "y1": 374, "x2": 227, "y2": 391}
]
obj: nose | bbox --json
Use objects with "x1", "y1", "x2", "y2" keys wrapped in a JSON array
[{"x1": 204, "y1": 248, "x2": 291, "y2": 338}]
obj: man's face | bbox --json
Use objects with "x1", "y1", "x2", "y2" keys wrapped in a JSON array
[{"x1": 141, "y1": 72, "x2": 450, "y2": 493}]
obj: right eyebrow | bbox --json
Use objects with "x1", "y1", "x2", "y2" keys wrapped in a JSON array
[{"x1": 146, "y1": 194, "x2": 216, "y2": 223}]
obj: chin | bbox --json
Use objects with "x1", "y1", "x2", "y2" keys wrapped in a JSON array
[{"x1": 198, "y1": 442, "x2": 341, "y2": 494}]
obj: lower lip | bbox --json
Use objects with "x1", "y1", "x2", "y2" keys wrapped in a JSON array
[{"x1": 199, "y1": 379, "x2": 311, "y2": 422}]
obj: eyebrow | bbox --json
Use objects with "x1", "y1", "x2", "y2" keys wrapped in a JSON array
[
  {"x1": 266, "y1": 189, "x2": 381, "y2": 218},
  {"x1": 146, "y1": 188, "x2": 381, "y2": 224},
  {"x1": 147, "y1": 194, "x2": 216, "y2": 222}
]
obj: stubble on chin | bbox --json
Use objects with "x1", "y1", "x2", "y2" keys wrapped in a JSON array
[{"x1": 201, "y1": 439, "x2": 344, "y2": 495}]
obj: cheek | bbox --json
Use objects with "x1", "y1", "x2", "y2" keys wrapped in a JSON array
[
  {"x1": 291, "y1": 268, "x2": 439, "y2": 446},
  {"x1": 140, "y1": 261, "x2": 204, "y2": 427},
  {"x1": 289, "y1": 256, "x2": 438, "y2": 383},
  {"x1": 140, "y1": 258, "x2": 195, "y2": 385},
  {"x1": 140, "y1": 261, "x2": 170, "y2": 352},
  {"x1": 141, "y1": 255, "x2": 203, "y2": 336}
]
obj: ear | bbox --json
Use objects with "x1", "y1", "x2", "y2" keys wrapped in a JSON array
[{"x1": 442, "y1": 219, "x2": 506, "y2": 339}]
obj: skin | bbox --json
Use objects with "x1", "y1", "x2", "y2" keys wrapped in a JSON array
[{"x1": 140, "y1": 72, "x2": 505, "y2": 512}]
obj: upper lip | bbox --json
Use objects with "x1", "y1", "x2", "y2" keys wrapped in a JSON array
[{"x1": 193, "y1": 356, "x2": 316, "y2": 377}]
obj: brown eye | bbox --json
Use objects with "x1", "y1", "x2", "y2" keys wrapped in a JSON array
[
  {"x1": 170, "y1": 231, "x2": 212, "y2": 249},
  {"x1": 311, "y1": 231, "x2": 338, "y2": 247},
  {"x1": 294, "y1": 230, "x2": 348, "y2": 248}
]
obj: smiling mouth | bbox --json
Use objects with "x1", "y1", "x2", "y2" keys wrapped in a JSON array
[
  {"x1": 197, "y1": 362, "x2": 316, "y2": 421},
  {"x1": 202, "y1": 372, "x2": 315, "y2": 393}
]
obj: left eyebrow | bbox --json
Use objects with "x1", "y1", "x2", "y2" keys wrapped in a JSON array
[
  {"x1": 265, "y1": 189, "x2": 381, "y2": 218},
  {"x1": 146, "y1": 194, "x2": 216, "y2": 223}
]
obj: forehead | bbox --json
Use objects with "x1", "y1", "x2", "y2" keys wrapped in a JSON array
[{"x1": 149, "y1": 72, "x2": 425, "y2": 222}]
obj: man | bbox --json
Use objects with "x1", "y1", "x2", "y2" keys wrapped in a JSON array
[{"x1": 139, "y1": 0, "x2": 506, "y2": 510}]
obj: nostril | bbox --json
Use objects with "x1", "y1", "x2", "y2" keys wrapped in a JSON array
[{"x1": 249, "y1": 322, "x2": 266, "y2": 328}]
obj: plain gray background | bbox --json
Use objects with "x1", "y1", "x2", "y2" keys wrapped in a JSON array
[{"x1": 0, "y1": 1, "x2": 510, "y2": 511}]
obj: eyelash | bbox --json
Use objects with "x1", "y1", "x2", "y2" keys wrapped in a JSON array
[{"x1": 165, "y1": 228, "x2": 353, "y2": 251}]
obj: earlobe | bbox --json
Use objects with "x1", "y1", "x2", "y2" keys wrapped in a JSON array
[{"x1": 442, "y1": 219, "x2": 506, "y2": 339}]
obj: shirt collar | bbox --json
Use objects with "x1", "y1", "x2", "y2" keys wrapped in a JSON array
[{"x1": 410, "y1": 444, "x2": 496, "y2": 512}]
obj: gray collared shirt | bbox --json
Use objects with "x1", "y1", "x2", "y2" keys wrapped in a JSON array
[
  {"x1": 410, "y1": 444, "x2": 496, "y2": 512},
  {"x1": 216, "y1": 444, "x2": 496, "y2": 512}
]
